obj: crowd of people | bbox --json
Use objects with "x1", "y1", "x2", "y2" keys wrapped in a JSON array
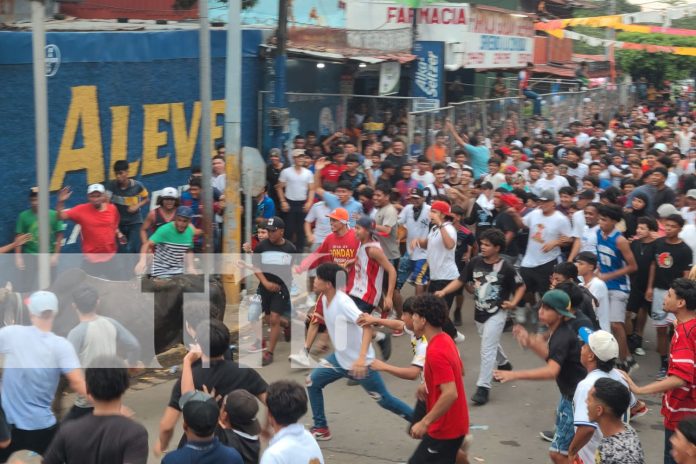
[{"x1": 2, "y1": 84, "x2": 696, "y2": 464}]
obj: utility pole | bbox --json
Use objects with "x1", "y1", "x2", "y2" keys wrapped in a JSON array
[
  {"x1": 31, "y1": 0, "x2": 50, "y2": 289},
  {"x1": 223, "y1": 0, "x2": 242, "y2": 304},
  {"x1": 271, "y1": 0, "x2": 288, "y2": 151},
  {"x1": 607, "y1": 0, "x2": 617, "y2": 84},
  {"x1": 199, "y1": 0, "x2": 214, "y2": 265}
]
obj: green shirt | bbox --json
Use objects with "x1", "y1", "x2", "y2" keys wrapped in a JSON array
[
  {"x1": 149, "y1": 222, "x2": 194, "y2": 277},
  {"x1": 15, "y1": 209, "x2": 64, "y2": 254}
]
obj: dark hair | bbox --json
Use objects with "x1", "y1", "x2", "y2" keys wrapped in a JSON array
[
  {"x1": 658, "y1": 156, "x2": 673, "y2": 168},
  {"x1": 184, "y1": 299, "x2": 216, "y2": 331},
  {"x1": 664, "y1": 214, "x2": 686, "y2": 228},
  {"x1": 488, "y1": 158, "x2": 501, "y2": 166},
  {"x1": 528, "y1": 163, "x2": 541, "y2": 172},
  {"x1": 480, "y1": 181, "x2": 494, "y2": 190},
  {"x1": 189, "y1": 177, "x2": 202, "y2": 188},
  {"x1": 191, "y1": 165, "x2": 202, "y2": 175},
  {"x1": 578, "y1": 189, "x2": 595, "y2": 200},
  {"x1": 402, "y1": 296, "x2": 416, "y2": 314},
  {"x1": 432, "y1": 163, "x2": 447, "y2": 172},
  {"x1": 72, "y1": 285, "x2": 99, "y2": 314},
  {"x1": 677, "y1": 416, "x2": 696, "y2": 445},
  {"x1": 358, "y1": 187, "x2": 374, "y2": 199},
  {"x1": 637, "y1": 216, "x2": 658, "y2": 231},
  {"x1": 85, "y1": 356, "x2": 130, "y2": 401},
  {"x1": 593, "y1": 377, "x2": 631, "y2": 418},
  {"x1": 553, "y1": 262, "x2": 578, "y2": 281},
  {"x1": 113, "y1": 160, "x2": 129, "y2": 173},
  {"x1": 671, "y1": 278, "x2": 696, "y2": 311},
  {"x1": 316, "y1": 263, "x2": 348, "y2": 290},
  {"x1": 653, "y1": 166, "x2": 669, "y2": 178},
  {"x1": 373, "y1": 183, "x2": 392, "y2": 196},
  {"x1": 543, "y1": 158, "x2": 557, "y2": 166},
  {"x1": 559, "y1": 186, "x2": 575, "y2": 197},
  {"x1": 346, "y1": 153, "x2": 360, "y2": 164},
  {"x1": 480, "y1": 228, "x2": 506, "y2": 250},
  {"x1": 554, "y1": 281, "x2": 584, "y2": 310},
  {"x1": 417, "y1": 155, "x2": 430, "y2": 164},
  {"x1": 412, "y1": 294, "x2": 448, "y2": 328},
  {"x1": 598, "y1": 204, "x2": 623, "y2": 222},
  {"x1": 336, "y1": 180, "x2": 353, "y2": 191},
  {"x1": 195, "y1": 319, "x2": 230, "y2": 358},
  {"x1": 595, "y1": 357, "x2": 616, "y2": 373},
  {"x1": 266, "y1": 380, "x2": 308, "y2": 426},
  {"x1": 212, "y1": 154, "x2": 225, "y2": 163}
]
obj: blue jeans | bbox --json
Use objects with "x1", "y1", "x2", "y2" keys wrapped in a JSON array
[
  {"x1": 307, "y1": 353, "x2": 414, "y2": 428},
  {"x1": 118, "y1": 222, "x2": 142, "y2": 254},
  {"x1": 550, "y1": 395, "x2": 575, "y2": 455},
  {"x1": 523, "y1": 89, "x2": 541, "y2": 116},
  {"x1": 665, "y1": 428, "x2": 676, "y2": 464}
]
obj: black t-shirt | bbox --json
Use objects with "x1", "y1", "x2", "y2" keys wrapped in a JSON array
[
  {"x1": 654, "y1": 186, "x2": 677, "y2": 209},
  {"x1": 216, "y1": 428, "x2": 260, "y2": 464},
  {"x1": 338, "y1": 171, "x2": 368, "y2": 194},
  {"x1": 630, "y1": 239, "x2": 657, "y2": 290},
  {"x1": 548, "y1": 321, "x2": 587, "y2": 398},
  {"x1": 461, "y1": 256, "x2": 524, "y2": 323},
  {"x1": 252, "y1": 239, "x2": 297, "y2": 291},
  {"x1": 466, "y1": 203, "x2": 495, "y2": 238},
  {"x1": 653, "y1": 238, "x2": 693, "y2": 290},
  {"x1": 43, "y1": 415, "x2": 148, "y2": 464},
  {"x1": 169, "y1": 360, "x2": 268, "y2": 412},
  {"x1": 492, "y1": 210, "x2": 519, "y2": 257},
  {"x1": 454, "y1": 225, "x2": 475, "y2": 272}
]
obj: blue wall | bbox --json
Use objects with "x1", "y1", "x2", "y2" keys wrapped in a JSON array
[{"x1": 0, "y1": 29, "x2": 262, "y2": 247}]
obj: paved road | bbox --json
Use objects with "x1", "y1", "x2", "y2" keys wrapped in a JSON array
[{"x1": 116, "y1": 295, "x2": 666, "y2": 464}]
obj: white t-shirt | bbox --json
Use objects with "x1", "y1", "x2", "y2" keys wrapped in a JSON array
[
  {"x1": 567, "y1": 163, "x2": 588, "y2": 184},
  {"x1": 682, "y1": 207, "x2": 696, "y2": 226},
  {"x1": 412, "y1": 170, "x2": 435, "y2": 187},
  {"x1": 305, "y1": 201, "x2": 332, "y2": 245},
  {"x1": 581, "y1": 276, "x2": 610, "y2": 332},
  {"x1": 261, "y1": 423, "x2": 324, "y2": 464},
  {"x1": 521, "y1": 209, "x2": 572, "y2": 268},
  {"x1": 278, "y1": 167, "x2": 314, "y2": 201},
  {"x1": 322, "y1": 291, "x2": 376, "y2": 370},
  {"x1": 571, "y1": 211, "x2": 599, "y2": 254},
  {"x1": 573, "y1": 369, "x2": 637, "y2": 464},
  {"x1": 575, "y1": 132, "x2": 590, "y2": 148},
  {"x1": 483, "y1": 172, "x2": 506, "y2": 190},
  {"x1": 534, "y1": 175, "x2": 569, "y2": 201},
  {"x1": 399, "y1": 204, "x2": 431, "y2": 260},
  {"x1": 426, "y1": 223, "x2": 460, "y2": 281}
]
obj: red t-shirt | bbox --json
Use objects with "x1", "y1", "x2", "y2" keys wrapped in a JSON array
[
  {"x1": 66, "y1": 203, "x2": 120, "y2": 263},
  {"x1": 297, "y1": 229, "x2": 359, "y2": 291},
  {"x1": 424, "y1": 332, "x2": 469, "y2": 439},
  {"x1": 321, "y1": 163, "x2": 348, "y2": 184},
  {"x1": 663, "y1": 318, "x2": 696, "y2": 430}
]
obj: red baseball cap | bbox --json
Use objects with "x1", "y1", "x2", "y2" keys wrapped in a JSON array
[{"x1": 430, "y1": 200, "x2": 453, "y2": 217}]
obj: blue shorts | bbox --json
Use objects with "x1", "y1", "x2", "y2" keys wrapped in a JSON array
[
  {"x1": 397, "y1": 257, "x2": 430, "y2": 289},
  {"x1": 550, "y1": 396, "x2": 575, "y2": 455}
]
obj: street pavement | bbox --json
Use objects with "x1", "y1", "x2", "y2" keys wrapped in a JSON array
[{"x1": 118, "y1": 294, "x2": 667, "y2": 464}]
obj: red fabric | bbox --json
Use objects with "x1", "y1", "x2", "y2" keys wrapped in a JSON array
[
  {"x1": 66, "y1": 203, "x2": 120, "y2": 262},
  {"x1": 423, "y1": 332, "x2": 469, "y2": 439},
  {"x1": 311, "y1": 295, "x2": 325, "y2": 324},
  {"x1": 662, "y1": 318, "x2": 696, "y2": 431},
  {"x1": 320, "y1": 164, "x2": 347, "y2": 184},
  {"x1": 297, "y1": 229, "x2": 359, "y2": 291}
]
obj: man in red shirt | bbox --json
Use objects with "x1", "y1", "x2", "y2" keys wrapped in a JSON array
[
  {"x1": 57, "y1": 184, "x2": 121, "y2": 279},
  {"x1": 290, "y1": 208, "x2": 360, "y2": 367},
  {"x1": 410, "y1": 294, "x2": 469, "y2": 463},
  {"x1": 622, "y1": 277, "x2": 696, "y2": 464},
  {"x1": 320, "y1": 151, "x2": 347, "y2": 184}
]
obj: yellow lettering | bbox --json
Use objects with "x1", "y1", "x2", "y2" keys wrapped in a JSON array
[
  {"x1": 50, "y1": 86, "x2": 105, "y2": 190},
  {"x1": 141, "y1": 103, "x2": 171, "y2": 176},
  {"x1": 211, "y1": 99, "x2": 225, "y2": 150},
  {"x1": 171, "y1": 102, "x2": 201, "y2": 170},
  {"x1": 108, "y1": 105, "x2": 140, "y2": 179}
]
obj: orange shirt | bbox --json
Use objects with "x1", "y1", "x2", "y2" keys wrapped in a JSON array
[{"x1": 426, "y1": 144, "x2": 447, "y2": 163}]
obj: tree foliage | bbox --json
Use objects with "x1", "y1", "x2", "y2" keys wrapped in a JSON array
[
  {"x1": 571, "y1": 0, "x2": 640, "y2": 55},
  {"x1": 615, "y1": 32, "x2": 696, "y2": 82}
]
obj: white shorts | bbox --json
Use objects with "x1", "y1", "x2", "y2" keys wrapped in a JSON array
[
  {"x1": 608, "y1": 290, "x2": 628, "y2": 323},
  {"x1": 651, "y1": 287, "x2": 676, "y2": 327}
]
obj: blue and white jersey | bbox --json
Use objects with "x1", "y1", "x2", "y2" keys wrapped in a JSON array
[{"x1": 596, "y1": 229, "x2": 630, "y2": 292}]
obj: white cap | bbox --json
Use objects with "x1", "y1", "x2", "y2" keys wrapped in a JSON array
[
  {"x1": 654, "y1": 142, "x2": 667, "y2": 152},
  {"x1": 657, "y1": 203, "x2": 679, "y2": 218},
  {"x1": 28, "y1": 291, "x2": 59, "y2": 316},
  {"x1": 447, "y1": 162, "x2": 460, "y2": 170},
  {"x1": 87, "y1": 184, "x2": 105, "y2": 194},
  {"x1": 160, "y1": 187, "x2": 179, "y2": 199},
  {"x1": 510, "y1": 140, "x2": 523, "y2": 148},
  {"x1": 687, "y1": 189, "x2": 696, "y2": 200},
  {"x1": 579, "y1": 328, "x2": 619, "y2": 362}
]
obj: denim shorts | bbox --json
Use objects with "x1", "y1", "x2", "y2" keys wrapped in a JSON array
[{"x1": 550, "y1": 395, "x2": 575, "y2": 455}]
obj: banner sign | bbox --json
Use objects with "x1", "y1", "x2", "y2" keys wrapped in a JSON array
[
  {"x1": 412, "y1": 41, "x2": 444, "y2": 107},
  {"x1": 379, "y1": 61, "x2": 401, "y2": 96}
]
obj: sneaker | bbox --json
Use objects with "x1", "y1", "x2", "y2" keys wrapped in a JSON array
[
  {"x1": 288, "y1": 349, "x2": 313, "y2": 368},
  {"x1": 454, "y1": 332, "x2": 466, "y2": 344},
  {"x1": 634, "y1": 347, "x2": 646, "y2": 356},
  {"x1": 656, "y1": 366, "x2": 668, "y2": 380},
  {"x1": 539, "y1": 430, "x2": 555, "y2": 442},
  {"x1": 471, "y1": 386, "x2": 490, "y2": 405},
  {"x1": 497, "y1": 362, "x2": 513, "y2": 371},
  {"x1": 290, "y1": 282, "x2": 300, "y2": 297},
  {"x1": 630, "y1": 402, "x2": 649, "y2": 420},
  {"x1": 262, "y1": 351, "x2": 274, "y2": 366},
  {"x1": 246, "y1": 339, "x2": 265, "y2": 354},
  {"x1": 377, "y1": 333, "x2": 392, "y2": 361},
  {"x1": 311, "y1": 426, "x2": 332, "y2": 441},
  {"x1": 392, "y1": 329, "x2": 405, "y2": 337}
]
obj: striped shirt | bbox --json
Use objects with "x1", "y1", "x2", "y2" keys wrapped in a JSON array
[
  {"x1": 663, "y1": 317, "x2": 696, "y2": 431},
  {"x1": 105, "y1": 179, "x2": 148, "y2": 226},
  {"x1": 149, "y1": 222, "x2": 193, "y2": 277},
  {"x1": 349, "y1": 241, "x2": 384, "y2": 307}
]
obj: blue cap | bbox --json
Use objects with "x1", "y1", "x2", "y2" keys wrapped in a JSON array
[{"x1": 176, "y1": 206, "x2": 193, "y2": 219}]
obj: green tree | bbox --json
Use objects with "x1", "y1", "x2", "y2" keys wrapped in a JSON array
[
  {"x1": 615, "y1": 32, "x2": 696, "y2": 82},
  {"x1": 571, "y1": 0, "x2": 640, "y2": 55}
]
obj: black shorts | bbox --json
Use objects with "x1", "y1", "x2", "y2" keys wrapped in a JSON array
[
  {"x1": 258, "y1": 286, "x2": 292, "y2": 317},
  {"x1": 382, "y1": 258, "x2": 400, "y2": 291},
  {"x1": 627, "y1": 287, "x2": 649, "y2": 314},
  {"x1": 350, "y1": 295, "x2": 375, "y2": 314},
  {"x1": 519, "y1": 260, "x2": 556, "y2": 296},
  {"x1": 409, "y1": 434, "x2": 465, "y2": 464}
]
